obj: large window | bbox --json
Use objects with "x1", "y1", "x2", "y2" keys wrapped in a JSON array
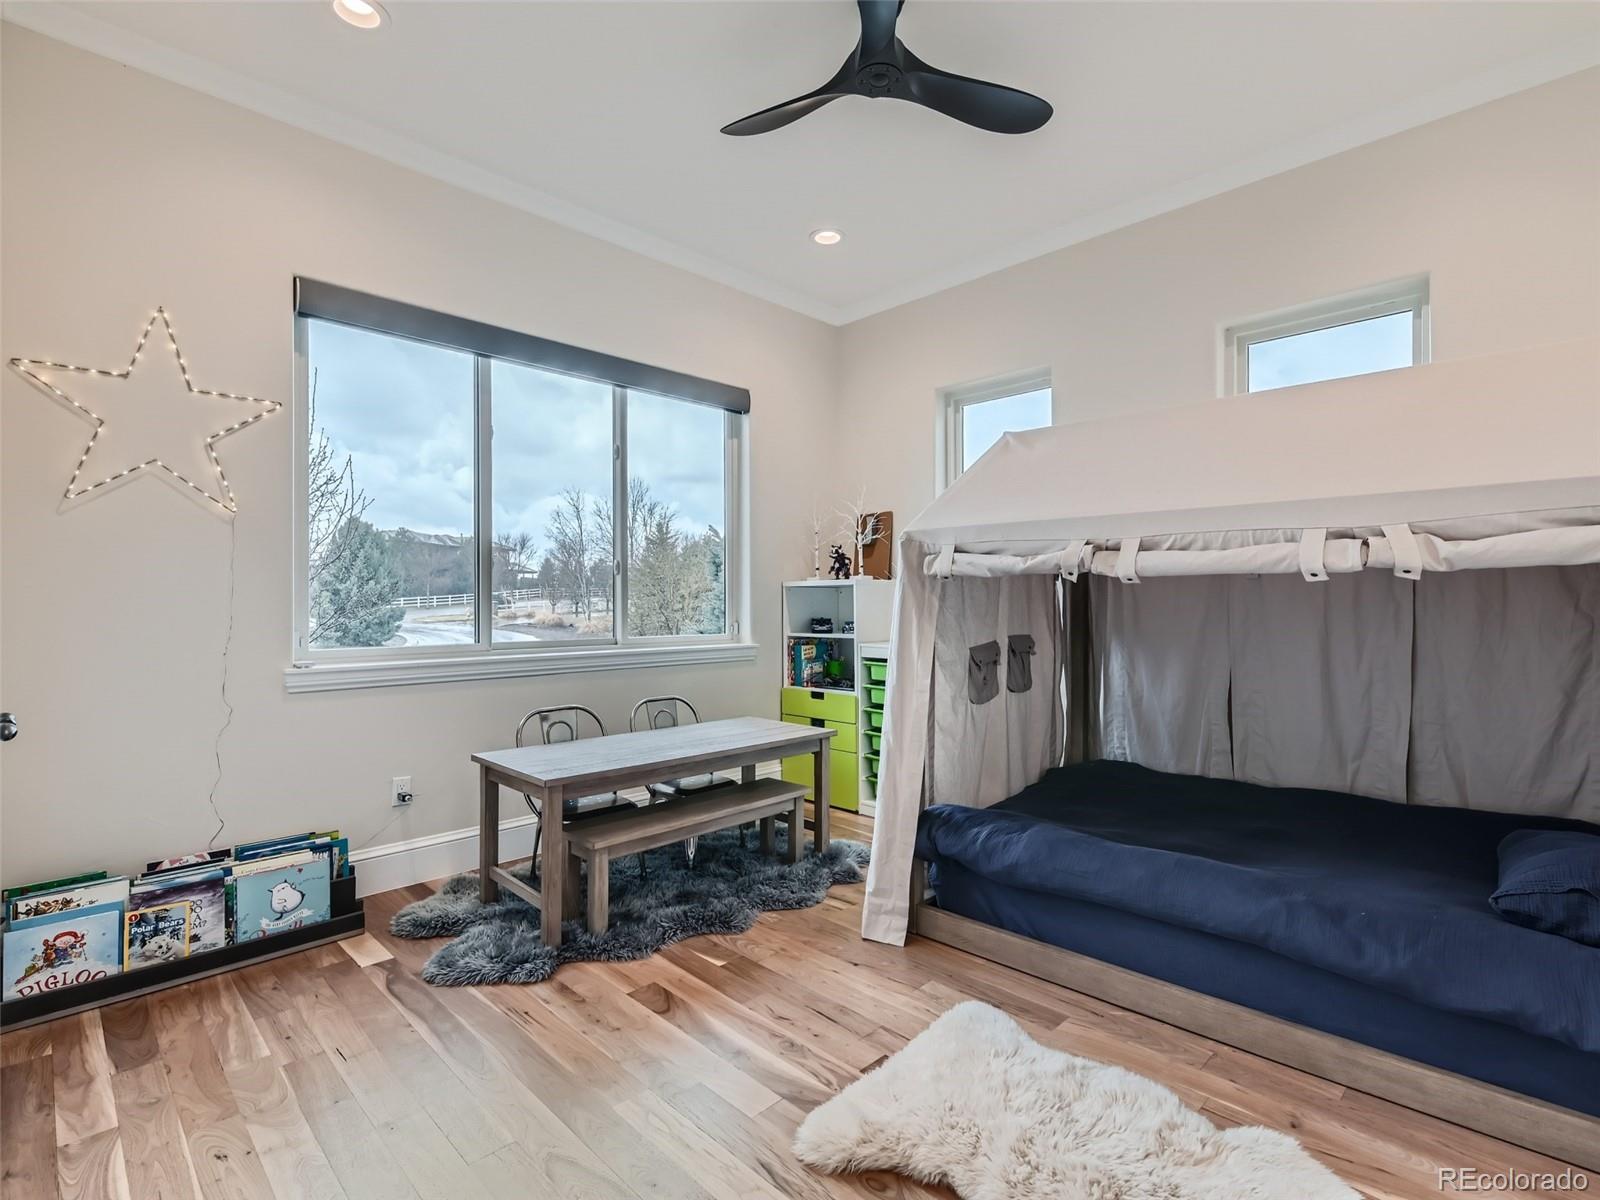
[
  {"x1": 1225, "y1": 277, "x2": 1429, "y2": 395},
  {"x1": 939, "y1": 371, "x2": 1052, "y2": 490},
  {"x1": 291, "y1": 282, "x2": 747, "y2": 688}
]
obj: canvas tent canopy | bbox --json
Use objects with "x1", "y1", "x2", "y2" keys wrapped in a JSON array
[{"x1": 862, "y1": 337, "x2": 1600, "y2": 945}]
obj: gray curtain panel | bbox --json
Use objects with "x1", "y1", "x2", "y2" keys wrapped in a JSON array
[
  {"x1": 1409, "y1": 565, "x2": 1599, "y2": 822},
  {"x1": 1227, "y1": 571, "x2": 1413, "y2": 802},
  {"x1": 1089, "y1": 576, "x2": 1235, "y2": 780},
  {"x1": 930, "y1": 575, "x2": 1063, "y2": 810}
]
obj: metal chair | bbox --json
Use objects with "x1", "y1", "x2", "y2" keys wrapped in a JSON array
[
  {"x1": 630, "y1": 697, "x2": 740, "y2": 862},
  {"x1": 514, "y1": 705, "x2": 630, "y2": 870}
]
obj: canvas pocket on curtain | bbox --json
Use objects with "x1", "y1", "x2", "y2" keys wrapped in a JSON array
[
  {"x1": 1007, "y1": 634, "x2": 1036, "y2": 693},
  {"x1": 968, "y1": 641, "x2": 1001, "y2": 704}
]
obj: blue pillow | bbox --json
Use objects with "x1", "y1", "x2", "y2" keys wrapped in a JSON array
[{"x1": 1490, "y1": 831, "x2": 1600, "y2": 947}]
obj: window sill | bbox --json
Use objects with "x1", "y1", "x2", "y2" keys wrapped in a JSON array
[{"x1": 283, "y1": 641, "x2": 758, "y2": 694}]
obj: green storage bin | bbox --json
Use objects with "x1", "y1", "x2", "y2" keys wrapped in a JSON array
[
  {"x1": 864, "y1": 731, "x2": 882, "y2": 753},
  {"x1": 863, "y1": 709, "x2": 884, "y2": 731},
  {"x1": 866, "y1": 686, "x2": 886, "y2": 707},
  {"x1": 865, "y1": 660, "x2": 888, "y2": 684}
]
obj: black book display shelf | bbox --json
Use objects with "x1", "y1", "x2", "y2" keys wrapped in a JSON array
[{"x1": 1, "y1": 871, "x2": 364, "y2": 1031}]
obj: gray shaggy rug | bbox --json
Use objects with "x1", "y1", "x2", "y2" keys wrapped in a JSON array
[{"x1": 390, "y1": 825, "x2": 869, "y2": 986}]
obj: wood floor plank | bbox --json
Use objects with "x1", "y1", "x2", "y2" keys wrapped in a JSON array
[
  {"x1": 192, "y1": 976, "x2": 270, "y2": 1072},
  {"x1": 2, "y1": 1055, "x2": 61, "y2": 1200},
  {"x1": 155, "y1": 1012, "x2": 276, "y2": 1200},
  {"x1": 223, "y1": 1056, "x2": 347, "y2": 1200},
  {"x1": 109, "y1": 1061, "x2": 200, "y2": 1200},
  {"x1": 56, "y1": 1127, "x2": 130, "y2": 1200},
  {"x1": 1, "y1": 1022, "x2": 56, "y2": 1066},
  {"x1": 100, "y1": 997, "x2": 162, "y2": 1075},
  {"x1": 50, "y1": 1011, "x2": 117, "y2": 1146},
  {"x1": 313, "y1": 956, "x2": 515, "y2": 1164},
  {"x1": 281, "y1": 1052, "x2": 420, "y2": 1200}
]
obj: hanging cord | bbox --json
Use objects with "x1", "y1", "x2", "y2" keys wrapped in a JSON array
[{"x1": 206, "y1": 516, "x2": 237, "y2": 850}]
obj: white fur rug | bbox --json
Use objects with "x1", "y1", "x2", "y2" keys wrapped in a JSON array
[{"x1": 794, "y1": 1002, "x2": 1358, "y2": 1200}]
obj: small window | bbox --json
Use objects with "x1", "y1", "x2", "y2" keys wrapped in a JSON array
[
  {"x1": 1225, "y1": 277, "x2": 1429, "y2": 395},
  {"x1": 939, "y1": 370, "x2": 1051, "y2": 490}
]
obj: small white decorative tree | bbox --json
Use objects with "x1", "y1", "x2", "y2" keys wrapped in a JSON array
[{"x1": 835, "y1": 486, "x2": 887, "y2": 577}]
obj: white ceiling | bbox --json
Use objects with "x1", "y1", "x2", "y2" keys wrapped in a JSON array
[{"x1": 7, "y1": 1, "x2": 1599, "y2": 324}]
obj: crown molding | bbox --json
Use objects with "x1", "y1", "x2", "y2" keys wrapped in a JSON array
[{"x1": 5, "y1": 5, "x2": 1596, "y2": 328}]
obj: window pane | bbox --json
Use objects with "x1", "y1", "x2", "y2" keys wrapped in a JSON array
[
  {"x1": 1247, "y1": 310, "x2": 1413, "y2": 393},
  {"x1": 490, "y1": 361, "x2": 614, "y2": 643},
  {"x1": 625, "y1": 391, "x2": 727, "y2": 637},
  {"x1": 962, "y1": 388, "x2": 1051, "y2": 472},
  {"x1": 306, "y1": 320, "x2": 475, "y2": 649}
]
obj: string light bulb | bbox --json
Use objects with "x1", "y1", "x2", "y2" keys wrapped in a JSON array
[{"x1": 10, "y1": 307, "x2": 281, "y2": 517}]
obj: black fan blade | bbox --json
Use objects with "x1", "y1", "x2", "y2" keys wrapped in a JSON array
[
  {"x1": 904, "y1": 54, "x2": 1052, "y2": 134},
  {"x1": 721, "y1": 89, "x2": 843, "y2": 136},
  {"x1": 858, "y1": 0, "x2": 904, "y2": 55}
]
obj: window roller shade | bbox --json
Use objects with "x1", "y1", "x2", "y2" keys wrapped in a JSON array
[{"x1": 294, "y1": 277, "x2": 751, "y2": 413}]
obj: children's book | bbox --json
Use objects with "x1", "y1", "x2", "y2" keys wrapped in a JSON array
[
  {"x1": 130, "y1": 868, "x2": 228, "y2": 955},
  {"x1": 232, "y1": 852, "x2": 330, "y2": 942},
  {"x1": 143, "y1": 849, "x2": 231, "y2": 877},
  {"x1": 4, "y1": 901, "x2": 123, "y2": 1000},
  {"x1": 8, "y1": 876, "x2": 129, "y2": 924},
  {"x1": 2, "y1": 870, "x2": 107, "y2": 907},
  {"x1": 234, "y1": 832, "x2": 317, "y2": 861},
  {"x1": 124, "y1": 900, "x2": 194, "y2": 970}
]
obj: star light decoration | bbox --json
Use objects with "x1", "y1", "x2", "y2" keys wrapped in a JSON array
[{"x1": 9, "y1": 307, "x2": 280, "y2": 516}]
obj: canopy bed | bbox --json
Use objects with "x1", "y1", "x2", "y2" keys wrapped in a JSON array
[{"x1": 862, "y1": 338, "x2": 1600, "y2": 1168}]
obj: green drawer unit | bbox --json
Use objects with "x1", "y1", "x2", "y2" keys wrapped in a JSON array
[
  {"x1": 779, "y1": 724, "x2": 860, "y2": 812},
  {"x1": 781, "y1": 686, "x2": 857, "y2": 724}
]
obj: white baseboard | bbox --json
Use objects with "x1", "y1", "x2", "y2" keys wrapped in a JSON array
[
  {"x1": 349, "y1": 813, "x2": 543, "y2": 897},
  {"x1": 350, "y1": 763, "x2": 787, "y2": 897}
]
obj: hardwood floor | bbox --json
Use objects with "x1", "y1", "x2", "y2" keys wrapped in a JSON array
[{"x1": 2, "y1": 806, "x2": 1590, "y2": 1200}]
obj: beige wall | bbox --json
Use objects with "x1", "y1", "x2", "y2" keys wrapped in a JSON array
[
  {"x1": 0, "y1": 28, "x2": 835, "y2": 882},
  {"x1": 837, "y1": 68, "x2": 1600, "y2": 523},
  {"x1": 4, "y1": 28, "x2": 1596, "y2": 885}
]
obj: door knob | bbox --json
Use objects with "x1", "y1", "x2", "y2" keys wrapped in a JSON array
[{"x1": 0, "y1": 713, "x2": 17, "y2": 742}]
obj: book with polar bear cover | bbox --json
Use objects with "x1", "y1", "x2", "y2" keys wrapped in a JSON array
[
  {"x1": 231, "y1": 851, "x2": 330, "y2": 942},
  {"x1": 124, "y1": 900, "x2": 193, "y2": 970},
  {"x1": 129, "y1": 868, "x2": 228, "y2": 955}
]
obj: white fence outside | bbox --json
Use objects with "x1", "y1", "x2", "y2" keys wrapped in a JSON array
[{"x1": 392, "y1": 587, "x2": 609, "y2": 610}]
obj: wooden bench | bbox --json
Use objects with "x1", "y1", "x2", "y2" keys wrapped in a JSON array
[{"x1": 564, "y1": 777, "x2": 810, "y2": 933}]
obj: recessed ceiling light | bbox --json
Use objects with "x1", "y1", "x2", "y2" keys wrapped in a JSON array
[
  {"x1": 333, "y1": 0, "x2": 385, "y2": 30},
  {"x1": 810, "y1": 229, "x2": 843, "y2": 246}
]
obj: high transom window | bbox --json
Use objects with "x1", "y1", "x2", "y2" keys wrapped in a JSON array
[{"x1": 1225, "y1": 277, "x2": 1430, "y2": 395}]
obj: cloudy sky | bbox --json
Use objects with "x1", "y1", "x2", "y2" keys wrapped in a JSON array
[
  {"x1": 1247, "y1": 310, "x2": 1411, "y2": 392},
  {"x1": 309, "y1": 320, "x2": 726, "y2": 552}
]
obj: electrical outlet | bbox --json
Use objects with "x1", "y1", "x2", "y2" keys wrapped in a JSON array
[{"x1": 392, "y1": 776, "x2": 414, "y2": 808}]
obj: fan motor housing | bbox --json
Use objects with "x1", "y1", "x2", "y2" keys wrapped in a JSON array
[{"x1": 857, "y1": 61, "x2": 904, "y2": 95}]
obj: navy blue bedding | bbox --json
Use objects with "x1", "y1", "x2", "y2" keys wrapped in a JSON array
[
  {"x1": 932, "y1": 860, "x2": 1600, "y2": 1117},
  {"x1": 915, "y1": 760, "x2": 1600, "y2": 1054}
]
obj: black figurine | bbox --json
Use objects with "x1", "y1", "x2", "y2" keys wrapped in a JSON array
[{"x1": 828, "y1": 544, "x2": 852, "y2": 580}]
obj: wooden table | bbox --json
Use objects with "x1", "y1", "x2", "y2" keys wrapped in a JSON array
[{"x1": 473, "y1": 717, "x2": 836, "y2": 948}]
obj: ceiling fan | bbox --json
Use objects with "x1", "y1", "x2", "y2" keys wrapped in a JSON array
[{"x1": 721, "y1": 0, "x2": 1052, "y2": 137}]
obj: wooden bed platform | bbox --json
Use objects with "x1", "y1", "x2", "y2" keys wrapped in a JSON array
[{"x1": 914, "y1": 899, "x2": 1600, "y2": 1173}]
